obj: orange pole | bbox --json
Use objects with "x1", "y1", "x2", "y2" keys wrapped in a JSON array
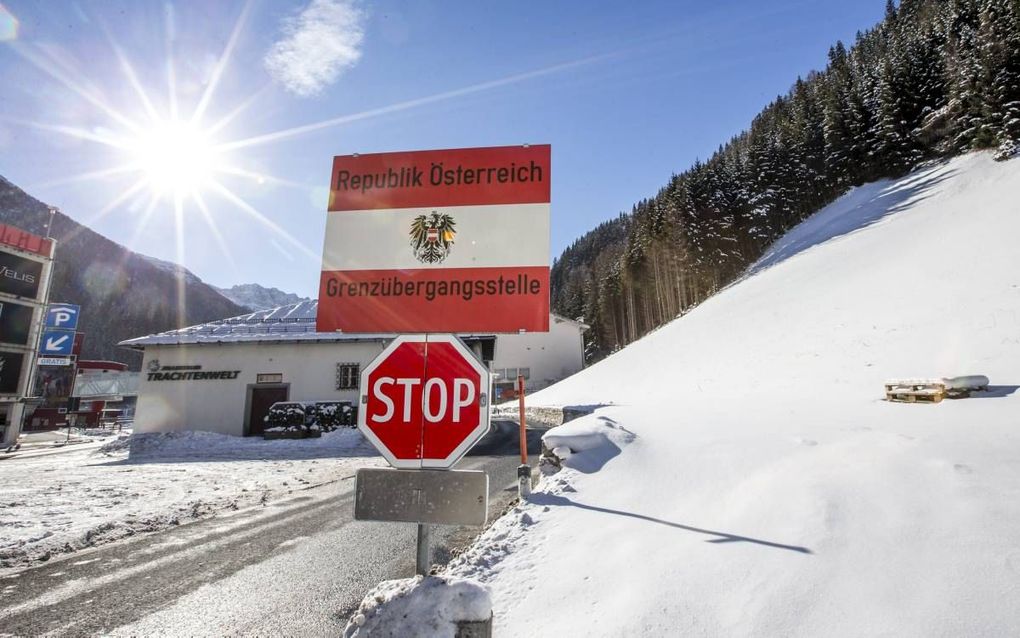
[{"x1": 517, "y1": 374, "x2": 527, "y2": 464}]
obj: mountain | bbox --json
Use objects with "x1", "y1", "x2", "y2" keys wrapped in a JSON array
[
  {"x1": 552, "y1": 0, "x2": 1020, "y2": 362},
  {"x1": 0, "y1": 175, "x2": 248, "y2": 368},
  {"x1": 213, "y1": 283, "x2": 310, "y2": 312}
]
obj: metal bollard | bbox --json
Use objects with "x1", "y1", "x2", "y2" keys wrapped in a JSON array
[
  {"x1": 517, "y1": 464, "x2": 531, "y2": 499},
  {"x1": 455, "y1": 614, "x2": 493, "y2": 638}
]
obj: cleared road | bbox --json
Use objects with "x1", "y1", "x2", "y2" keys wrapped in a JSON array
[{"x1": 0, "y1": 422, "x2": 542, "y2": 637}]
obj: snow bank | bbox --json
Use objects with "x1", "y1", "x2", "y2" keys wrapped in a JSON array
[
  {"x1": 459, "y1": 152, "x2": 1020, "y2": 636},
  {"x1": 541, "y1": 413, "x2": 635, "y2": 473},
  {"x1": 342, "y1": 575, "x2": 491, "y2": 638},
  {"x1": 0, "y1": 429, "x2": 381, "y2": 571},
  {"x1": 99, "y1": 427, "x2": 371, "y2": 460}
]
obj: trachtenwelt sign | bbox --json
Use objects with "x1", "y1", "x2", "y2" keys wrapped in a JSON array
[{"x1": 146, "y1": 361, "x2": 240, "y2": 382}]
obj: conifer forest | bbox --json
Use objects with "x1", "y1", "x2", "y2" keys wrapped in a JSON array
[{"x1": 551, "y1": 0, "x2": 1020, "y2": 361}]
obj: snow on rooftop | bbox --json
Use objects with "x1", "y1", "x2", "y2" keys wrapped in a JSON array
[{"x1": 118, "y1": 299, "x2": 499, "y2": 348}]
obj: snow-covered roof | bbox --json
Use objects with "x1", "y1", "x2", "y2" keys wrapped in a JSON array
[{"x1": 118, "y1": 299, "x2": 497, "y2": 349}]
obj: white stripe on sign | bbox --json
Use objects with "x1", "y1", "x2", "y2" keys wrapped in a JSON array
[{"x1": 320, "y1": 203, "x2": 549, "y2": 272}]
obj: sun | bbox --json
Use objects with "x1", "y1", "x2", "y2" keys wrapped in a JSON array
[{"x1": 128, "y1": 119, "x2": 222, "y2": 196}]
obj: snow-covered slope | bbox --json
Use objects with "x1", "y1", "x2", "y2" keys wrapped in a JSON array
[
  {"x1": 214, "y1": 283, "x2": 310, "y2": 311},
  {"x1": 464, "y1": 152, "x2": 1020, "y2": 636}
]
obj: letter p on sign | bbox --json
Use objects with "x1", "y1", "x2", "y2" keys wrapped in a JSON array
[
  {"x1": 46, "y1": 303, "x2": 81, "y2": 330},
  {"x1": 359, "y1": 334, "x2": 490, "y2": 469}
]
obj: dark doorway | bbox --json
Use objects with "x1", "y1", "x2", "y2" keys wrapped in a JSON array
[{"x1": 247, "y1": 385, "x2": 288, "y2": 436}]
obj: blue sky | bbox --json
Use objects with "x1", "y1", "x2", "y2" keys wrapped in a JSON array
[{"x1": 0, "y1": 0, "x2": 885, "y2": 298}]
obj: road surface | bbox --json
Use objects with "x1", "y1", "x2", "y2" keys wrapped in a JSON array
[{"x1": 0, "y1": 421, "x2": 542, "y2": 637}]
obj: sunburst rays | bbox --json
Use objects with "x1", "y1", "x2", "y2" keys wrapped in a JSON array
[{"x1": 13, "y1": 2, "x2": 609, "y2": 318}]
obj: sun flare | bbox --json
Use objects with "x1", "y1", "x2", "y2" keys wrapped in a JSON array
[{"x1": 128, "y1": 120, "x2": 221, "y2": 196}]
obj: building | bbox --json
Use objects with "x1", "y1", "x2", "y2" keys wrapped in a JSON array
[
  {"x1": 28, "y1": 360, "x2": 136, "y2": 430},
  {"x1": 119, "y1": 301, "x2": 587, "y2": 437}
]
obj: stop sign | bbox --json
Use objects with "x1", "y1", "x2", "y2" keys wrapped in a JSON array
[{"x1": 358, "y1": 334, "x2": 490, "y2": 469}]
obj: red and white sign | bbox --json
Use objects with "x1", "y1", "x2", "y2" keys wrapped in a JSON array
[
  {"x1": 317, "y1": 145, "x2": 550, "y2": 333},
  {"x1": 358, "y1": 334, "x2": 490, "y2": 469},
  {"x1": 0, "y1": 222, "x2": 54, "y2": 259}
]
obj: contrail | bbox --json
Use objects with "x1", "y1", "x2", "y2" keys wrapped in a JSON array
[{"x1": 217, "y1": 52, "x2": 617, "y2": 152}]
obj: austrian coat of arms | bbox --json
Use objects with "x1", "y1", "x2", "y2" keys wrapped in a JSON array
[{"x1": 409, "y1": 211, "x2": 456, "y2": 264}]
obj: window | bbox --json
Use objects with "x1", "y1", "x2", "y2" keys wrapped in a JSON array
[
  {"x1": 519, "y1": 367, "x2": 530, "y2": 380},
  {"x1": 336, "y1": 363, "x2": 359, "y2": 390}
]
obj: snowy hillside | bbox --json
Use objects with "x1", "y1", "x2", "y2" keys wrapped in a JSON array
[
  {"x1": 214, "y1": 283, "x2": 310, "y2": 312},
  {"x1": 461, "y1": 152, "x2": 1020, "y2": 636}
]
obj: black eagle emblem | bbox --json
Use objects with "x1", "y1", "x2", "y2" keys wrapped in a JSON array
[{"x1": 409, "y1": 211, "x2": 456, "y2": 264}]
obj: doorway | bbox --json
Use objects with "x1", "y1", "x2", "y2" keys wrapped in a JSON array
[{"x1": 246, "y1": 384, "x2": 289, "y2": 436}]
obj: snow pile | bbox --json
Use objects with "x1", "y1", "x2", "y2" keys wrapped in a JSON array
[
  {"x1": 0, "y1": 429, "x2": 382, "y2": 570},
  {"x1": 342, "y1": 575, "x2": 491, "y2": 638},
  {"x1": 457, "y1": 152, "x2": 1020, "y2": 636},
  {"x1": 541, "y1": 413, "x2": 635, "y2": 473},
  {"x1": 99, "y1": 427, "x2": 371, "y2": 460}
]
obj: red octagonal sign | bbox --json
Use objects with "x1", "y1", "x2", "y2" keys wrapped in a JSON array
[{"x1": 358, "y1": 334, "x2": 490, "y2": 469}]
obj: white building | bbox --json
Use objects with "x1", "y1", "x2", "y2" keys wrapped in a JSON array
[{"x1": 119, "y1": 301, "x2": 587, "y2": 437}]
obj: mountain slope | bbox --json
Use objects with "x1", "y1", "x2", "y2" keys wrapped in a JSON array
[
  {"x1": 552, "y1": 0, "x2": 1020, "y2": 361},
  {"x1": 473, "y1": 152, "x2": 1020, "y2": 636},
  {"x1": 214, "y1": 283, "x2": 309, "y2": 312},
  {"x1": 0, "y1": 175, "x2": 247, "y2": 367}
]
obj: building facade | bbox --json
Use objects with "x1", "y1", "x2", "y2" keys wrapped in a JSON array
[{"x1": 120, "y1": 301, "x2": 587, "y2": 437}]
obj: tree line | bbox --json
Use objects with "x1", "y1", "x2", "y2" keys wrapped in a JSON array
[{"x1": 552, "y1": 0, "x2": 1020, "y2": 361}]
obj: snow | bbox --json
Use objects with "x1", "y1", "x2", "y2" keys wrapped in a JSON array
[
  {"x1": 342, "y1": 575, "x2": 491, "y2": 638},
  {"x1": 213, "y1": 282, "x2": 310, "y2": 312},
  {"x1": 450, "y1": 152, "x2": 1020, "y2": 636},
  {"x1": 0, "y1": 429, "x2": 381, "y2": 571},
  {"x1": 540, "y1": 413, "x2": 635, "y2": 473}
]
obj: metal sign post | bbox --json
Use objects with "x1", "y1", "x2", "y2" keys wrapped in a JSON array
[
  {"x1": 354, "y1": 335, "x2": 490, "y2": 574},
  {"x1": 354, "y1": 467, "x2": 489, "y2": 575},
  {"x1": 517, "y1": 374, "x2": 531, "y2": 498},
  {"x1": 318, "y1": 145, "x2": 551, "y2": 589}
]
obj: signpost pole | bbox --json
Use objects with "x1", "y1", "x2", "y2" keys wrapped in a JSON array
[
  {"x1": 415, "y1": 523, "x2": 430, "y2": 576},
  {"x1": 517, "y1": 374, "x2": 531, "y2": 498}
]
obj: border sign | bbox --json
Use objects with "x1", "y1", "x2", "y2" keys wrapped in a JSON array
[{"x1": 317, "y1": 145, "x2": 551, "y2": 334}]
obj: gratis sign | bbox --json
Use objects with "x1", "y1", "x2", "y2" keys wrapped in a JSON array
[{"x1": 317, "y1": 145, "x2": 550, "y2": 334}]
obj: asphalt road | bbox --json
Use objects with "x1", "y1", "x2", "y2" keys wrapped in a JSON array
[{"x1": 0, "y1": 421, "x2": 543, "y2": 637}]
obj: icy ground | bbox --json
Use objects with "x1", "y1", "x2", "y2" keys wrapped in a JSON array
[
  {"x1": 448, "y1": 152, "x2": 1020, "y2": 637},
  {"x1": 0, "y1": 429, "x2": 380, "y2": 571}
]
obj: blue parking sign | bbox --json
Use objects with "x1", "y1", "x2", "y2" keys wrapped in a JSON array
[
  {"x1": 45, "y1": 304, "x2": 81, "y2": 330},
  {"x1": 39, "y1": 329, "x2": 75, "y2": 356}
]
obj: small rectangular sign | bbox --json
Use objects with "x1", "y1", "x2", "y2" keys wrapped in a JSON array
[
  {"x1": 39, "y1": 328, "x2": 75, "y2": 356},
  {"x1": 0, "y1": 300, "x2": 35, "y2": 346},
  {"x1": 46, "y1": 303, "x2": 81, "y2": 330},
  {"x1": 0, "y1": 350, "x2": 25, "y2": 395},
  {"x1": 354, "y1": 468, "x2": 488, "y2": 526},
  {"x1": 38, "y1": 357, "x2": 72, "y2": 366},
  {"x1": 257, "y1": 373, "x2": 283, "y2": 384},
  {"x1": 0, "y1": 223, "x2": 54, "y2": 259},
  {"x1": 0, "y1": 250, "x2": 43, "y2": 300},
  {"x1": 317, "y1": 145, "x2": 550, "y2": 334}
]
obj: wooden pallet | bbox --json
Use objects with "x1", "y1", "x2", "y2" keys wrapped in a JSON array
[{"x1": 885, "y1": 379, "x2": 946, "y2": 403}]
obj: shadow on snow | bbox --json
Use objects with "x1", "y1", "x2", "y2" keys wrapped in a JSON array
[{"x1": 530, "y1": 492, "x2": 813, "y2": 555}]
